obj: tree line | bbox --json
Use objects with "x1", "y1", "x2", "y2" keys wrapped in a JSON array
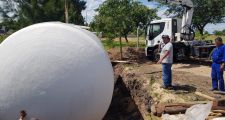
[
  {"x1": 0, "y1": 0, "x2": 224, "y2": 38},
  {"x1": 0, "y1": 0, "x2": 86, "y2": 30},
  {"x1": 213, "y1": 29, "x2": 225, "y2": 36},
  {"x1": 148, "y1": 0, "x2": 225, "y2": 36}
]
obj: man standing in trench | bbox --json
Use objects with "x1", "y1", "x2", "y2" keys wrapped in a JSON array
[{"x1": 157, "y1": 35, "x2": 173, "y2": 89}]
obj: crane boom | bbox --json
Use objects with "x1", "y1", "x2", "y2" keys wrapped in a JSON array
[{"x1": 166, "y1": 0, "x2": 194, "y2": 40}]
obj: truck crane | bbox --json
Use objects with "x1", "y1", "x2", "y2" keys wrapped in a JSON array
[{"x1": 145, "y1": 0, "x2": 215, "y2": 61}]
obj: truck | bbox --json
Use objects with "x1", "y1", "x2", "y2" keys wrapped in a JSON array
[{"x1": 145, "y1": 0, "x2": 216, "y2": 61}]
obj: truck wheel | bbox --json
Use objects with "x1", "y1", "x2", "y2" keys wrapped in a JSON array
[{"x1": 174, "y1": 48, "x2": 185, "y2": 61}]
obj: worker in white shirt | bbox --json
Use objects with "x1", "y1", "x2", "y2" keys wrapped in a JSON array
[{"x1": 157, "y1": 35, "x2": 174, "y2": 89}]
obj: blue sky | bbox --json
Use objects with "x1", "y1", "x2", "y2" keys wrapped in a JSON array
[{"x1": 82, "y1": 0, "x2": 225, "y2": 33}]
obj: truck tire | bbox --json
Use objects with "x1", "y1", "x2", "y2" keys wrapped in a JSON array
[
  {"x1": 173, "y1": 42, "x2": 189, "y2": 62},
  {"x1": 174, "y1": 47, "x2": 185, "y2": 61}
]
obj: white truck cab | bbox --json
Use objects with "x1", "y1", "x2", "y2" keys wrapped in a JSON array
[
  {"x1": 145, "y1": 18, "x2": 215, "y2": 61},
  {"x1": 146, "y1": 18, "x2": 181, "y2": 47},
  {"x1": 145, "y1": 18, "x2": 184, "y2": 60},
  {"x1": 145, "y1": 0, "x2": 215, "y2": 61}
]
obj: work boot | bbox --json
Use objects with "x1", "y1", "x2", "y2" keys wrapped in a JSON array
[
  {"x1": 161, "y1": 85, "x2": 173, "y2": 90},
  {"x1": 210, "y1": 88, "x2": 219, "y2": 91}
]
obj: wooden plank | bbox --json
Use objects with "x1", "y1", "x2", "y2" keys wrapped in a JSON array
[
  {"x1": 180, "y1": 101, "x2": 209, "y2": 105},
  {"x1": 212, "y1": 106, "x2": 225, "y2": 111},
  {"x1": 217, "y1": 99, "x2": 225, "y2": 106},
  {"x1": 152, "y1": 102, "x2": 225, "y2": 117},
  {"x1": 156, "y1": 104, "x2": 165, "y2": 117},
  {"x1": 195, "y1": 92, "x2": 216, "y2": 101},
  {"x1": 212, "y1": 110, "x2": 225, "y2": 115},
  {"x1": 111, "y1": 60, "x2": 130, "y2": 63},
  {"x1": 165, "y1": 106, "x2": 186, "y2": 114},
  {"x1": 163, "y1": 101, "x2": 211, "y2": 108},
  {"x1": 213, "y1": 91, "x2": 225, "y2": 95}
]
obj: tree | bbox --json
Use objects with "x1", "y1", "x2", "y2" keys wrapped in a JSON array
[
  {"x1": 148, "y1": 0, "x2": 225, "y2": 35},
  {"x1": 204, "y1": 31, "x2": 209, "y2": 35},
  {"x1": 192, "y1": 0, "x2": 225, "y2": 36},
  {"x1": 94, "y1": 0, "x2": 132, "y2": 59},
  {"x1": 213, "y1": 30, "x2": 223, "y2": 36},
  {"x1": 195, "y1": 30, "x2": 209, "y2": 40},
  {"x1": 91, "y1": 0, "x2": 158, "y2": 59},
  {"x1": 0, "y1": 0, "x2": 86, "y2": 30},
  {"x1": 91, "y1": 0, "x2": 158, "y2": 42},
  {"x1": 222, "y1": 29, "x2": 225, "y2": 35}
]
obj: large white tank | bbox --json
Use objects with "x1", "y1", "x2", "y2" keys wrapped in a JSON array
[{"x1": 0, "y1": 22, "x2": 114, "y2": 120}]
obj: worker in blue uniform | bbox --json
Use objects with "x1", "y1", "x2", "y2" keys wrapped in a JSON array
[{"x1": 211, "y1": 37, "x2": 225, "y2": 91}]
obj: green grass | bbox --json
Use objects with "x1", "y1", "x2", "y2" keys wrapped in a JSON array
[
  {"x1": 101, "y1": 35, "x2": 225, "y2": 50},
  {"x1": 149, "y1": 75, "x2": 156, "y2": 86},
  {"x1": 101, "y1": 37, "x2": 146, "y2": 50},
  {"x1": 195, "y1": 34, "x2": 225, "y2": 42},
  {"x1": 205, "y1": 35, "x2": 225, "y2": 42},
  {"x1": 0, "y1": 34, "x2": 9, "y2": 43}
]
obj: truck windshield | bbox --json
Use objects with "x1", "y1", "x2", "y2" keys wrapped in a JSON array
[{"x1": 148, "y1": 22, "x2": 165, "y2": 40}]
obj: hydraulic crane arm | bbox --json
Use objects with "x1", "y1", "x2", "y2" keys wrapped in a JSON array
[{"x1": 167, "y1": 0, "x2": 195, "y2": 40}]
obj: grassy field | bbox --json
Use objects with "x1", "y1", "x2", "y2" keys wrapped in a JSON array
[
  {"x1": 1, "y1": 34, "x2": 224, "y2": 49},
  {"x1": 204, "y1": 35, "x2": 225, "y2": 42},
  {"x1": 101, "y1": 37, "x2": 146, "y2": 50},
  {"x1": 101, "y1": 35, "x2": 225, "y2": 50}
]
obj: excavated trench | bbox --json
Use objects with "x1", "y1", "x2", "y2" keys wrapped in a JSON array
[
  {"x1": 102, "y1": 48, "x2": 154, "y2": 120},
  {"x1": 103, "y1": 61, "x2": 152, "y2": 120},
  {"x1": 103, "y1": 76, "x2": 144, "y2": 120}
]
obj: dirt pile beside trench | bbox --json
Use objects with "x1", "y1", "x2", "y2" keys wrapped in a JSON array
[
  {"x1": 107, "y1": 47, "x2": 159, "y2": 119},
  {"x1": 108, "y1": 47, "x2": 147, "y2": 63},
  {"x1": 121, "y1": 67, "x2": 153, "y2": 117}
]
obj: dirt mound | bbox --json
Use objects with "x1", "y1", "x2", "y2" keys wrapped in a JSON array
[
  {"x1": 116, "y1": 65, "x2": 154, "y2": 118},
  {"x1": 108, "y1": 47, "x2": 147, "y2": 63}
]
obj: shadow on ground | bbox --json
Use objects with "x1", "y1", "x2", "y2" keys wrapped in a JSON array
[{"x1": 172, "y1": 85, "x2": 197, "y2": 94}]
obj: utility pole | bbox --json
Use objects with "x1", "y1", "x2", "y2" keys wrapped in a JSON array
[
  {"x1": 137, "y1": 26, "x2": 140, "y2": 49},
  {"x1": 86, "y1": 11, "x2": 88, "y2": 26},
  {"x1": 137, "y1": 22, "x2": 143, "y2": 50},
  {"x1": 64, "y1": 0, "x2": 69, "y2": 23}
]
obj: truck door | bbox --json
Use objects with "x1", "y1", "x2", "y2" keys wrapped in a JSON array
[{"x1": 147, "y1": 22, "x2": 165, "y2": 47}]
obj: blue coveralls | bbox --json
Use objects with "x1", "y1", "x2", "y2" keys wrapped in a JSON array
[{"x1": 211, "y1": 45, "x2": 225, "y2": 91}]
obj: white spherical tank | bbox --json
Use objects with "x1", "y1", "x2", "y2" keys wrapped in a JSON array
[{"x1": 0, "y1": 22, "x2": 114, "y2": 120}]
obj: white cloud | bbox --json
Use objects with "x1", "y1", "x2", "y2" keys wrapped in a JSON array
[
  {"x1": 205, "y1": 23, "x2": 225, "y2": 33},
  {"x1": 156, "y1": 7, "x2": 168, "y2": 18}
]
